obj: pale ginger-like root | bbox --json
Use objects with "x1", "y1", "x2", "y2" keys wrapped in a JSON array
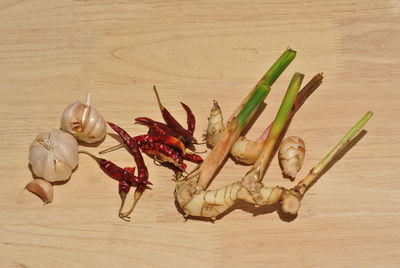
[
  {"x1": 176, "y1": 111, "x2": 373, "y2": 220},
  {"x1": 205, "y1": 100, "x2": 225, "y2": 148},
  {"x1": 175, "y1": 176, "x2": 308, "y2": 220},
  {"x1": 278, "y1": 136, "x2": 306, "y2": 179},
  {"x1": 230, "y1": 137, "x2": 263, "y2": 164},
  {"x1": 175, "y1": 157, "x2": 337, "y2": 220}
]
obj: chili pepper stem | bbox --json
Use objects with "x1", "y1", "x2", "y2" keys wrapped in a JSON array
[
  {"x1": 78, "y1": 150, "x2": 101, "y2": 163},
  {"x1": 118, "y1": 192, "x2": 128, "y2": 217},
  {"x1": 153, "y1": 85, "x2": 165, "y2": 111},
  {"x1": 99, "y1": 144, "x2": 124, "y2": 154},
  {"x1": 119, "y1": 189, "x2": 143, "y2": 221}
]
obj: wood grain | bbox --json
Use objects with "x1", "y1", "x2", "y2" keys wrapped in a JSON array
[{"x1": 1, "y1": 1, "x2": 399, "y2": 267}]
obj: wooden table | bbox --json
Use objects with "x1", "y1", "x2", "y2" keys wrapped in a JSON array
[{"x1": 1, "y1": 1, "x2": 399, "y2": 267}]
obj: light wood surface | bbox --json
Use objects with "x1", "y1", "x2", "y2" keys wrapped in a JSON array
[{"x1": 1, "y1": 1, "x2": 399, "y2": 267}]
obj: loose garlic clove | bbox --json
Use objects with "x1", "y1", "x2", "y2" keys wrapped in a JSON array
[
  {"x1": 278, "y1": 136, "x2": 305, "y2": 179},
  {"x1": 29, "y1": 130, "x2": 79, "y2": 182},
  {"x1": 25, "y1": 179, "x2": 54, "y2": 204},
  {"x1": 60, "y1": 93, "x2": 107, "y2": 143}
]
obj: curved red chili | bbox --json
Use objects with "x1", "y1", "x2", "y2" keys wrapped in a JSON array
[
  {"x1": 140, "y1": 142, "x2": 184, "y2": 169},
  {"x1": 107, "y1": 122, "x2": 149, "y2": 185},
  {"x1": 99, "y1": 158, "x2": 151, "y2": 187},
  {"x1": 153, "y1": 86, "x2": 197, "y2": 144},
  {"x1": 180, "y1": 102, "x2": 196, "y2": 135},
  {"x1": 135, "y1": 117, "x2": 181, "y2": 138}
]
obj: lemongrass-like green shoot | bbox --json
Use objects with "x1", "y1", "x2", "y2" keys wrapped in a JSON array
[
  {"x1": 312, "y1": 111, "x2": 374, "y2": 175},
  {"x1": 258, "y1": 72, "x2": 323, "y2": 141},
  {"x1": 251, "y1": 72, "x2": 304, "y2": 180},
  {"x1": 229, "y1": 48, "x2": 296, "y2": 121},
  {"x1": 286, "y1": 111, "x2": 374, "y2": 213}
]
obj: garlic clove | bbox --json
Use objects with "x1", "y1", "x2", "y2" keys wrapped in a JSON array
[
  {"x1": 51, "y1": 131, "x2": 79, "y2": 168},
  {"x1": 278, "y1": 136, "x2": 305, "y2": 179},
  {"x1": 60, "y1": 93, "x2": 107, "y2": 143},
  {"x1": 25, "y1": 179, "x2": 54, "y2": 204}
]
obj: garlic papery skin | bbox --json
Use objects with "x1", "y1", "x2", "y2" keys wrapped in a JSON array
[
  {"x1": 278, "y1": 136, "x2": 305, "y2": 179},
  {"x1": 60, "y1": 93, "x2": 107, "y2": 143},
  {"x1": 29, "y1": 130, "x2": 79, "y2": 182}
]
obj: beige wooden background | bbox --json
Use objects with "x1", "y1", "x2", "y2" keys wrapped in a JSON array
[{"x1": 1, "y1": 0, "x2": 399, "y2": 267}]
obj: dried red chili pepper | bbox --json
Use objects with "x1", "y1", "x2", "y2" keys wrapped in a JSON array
[
  {"x1": 153, "y1": 86, "x2": 197, "y2": 144},
  {"x1": 134, "y1": 134, "x2": 186, "y2": 153},
  {"x1": 79, "y1": 151, "x2": 151, "y2": 189},
  {"x1": 135, "y1": 117, "x2": 181, "y2": 138},
  {"x1": 182, "y1": 152, "x2": 203, "y2": 164},
  {"x1": 99, "y1": 159, "x2": 149, "y2": 186},
  {"x1": 106, "y1": 122, "x2": 153, "y2": 221},
  {"x1": 107, "y1": 122, "x2": 149, "y2": 185},
  {"x1": 140, "y1": 142, "x2": 184, "y2": 170},
  {"x1": 180, "y1": 102, "x2": 196, "y2": 135}
]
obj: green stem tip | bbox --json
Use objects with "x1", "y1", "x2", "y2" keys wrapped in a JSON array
[
  {"x1": 313, "y1": 111, "x2": 373, "y2": 174},
  {"x1": 264, "y1": 48, "x2": 297, "y2": 86}
]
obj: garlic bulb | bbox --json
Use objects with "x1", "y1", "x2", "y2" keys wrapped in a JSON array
[
  {"x1": 29, "y1": 130, "x2": 79, "y2": 182},
  {"x1": 60, "y1": 93, "x2": 107, "y2": 143},
  {"x1": 278, "y1": 136, "x2": 305, "y2": 179}
]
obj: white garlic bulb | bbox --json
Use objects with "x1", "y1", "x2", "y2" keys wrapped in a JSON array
[
  {"x1": 29, "y1": 130, "x2": 79, "y2": 182},
  {"x1": 60, "y1": 93, "x2": 107, "y2": 143},
  {"x1": 278, "y1": 136, "x2": 305, "y2": 179}
]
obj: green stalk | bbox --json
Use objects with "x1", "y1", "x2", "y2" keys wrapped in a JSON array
[
  {"x1": 251, "y1": 72, "x2": 304, "y2": 180},
  {"x1": 296, "y1": 111, "x2": 373, "y2": 195},
  {"x1": 237, "y1": 83, "x2": 270, "y2": 125},
  {"x1": 229, "y1": 48, "x2": 296, "y2": 121},
  {"x1": 313, "y1": 111, "x2": 373, "y2": 174}
]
